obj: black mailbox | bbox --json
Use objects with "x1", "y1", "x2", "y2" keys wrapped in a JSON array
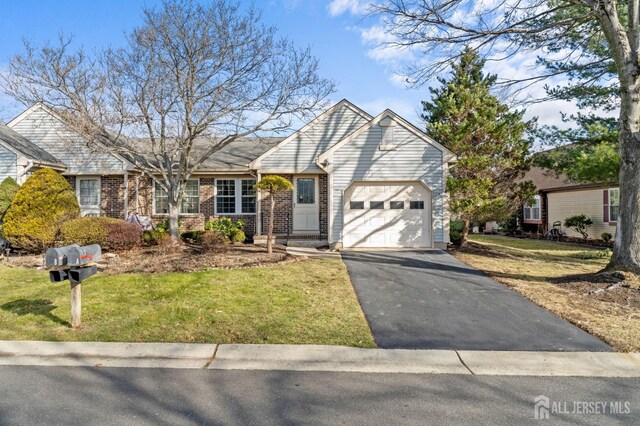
[
  {"x1": 69, "y1": 265, "x2": 98, "y2": 284},
  {"x1": 49, "y1": 269, "x2": 70, "y2": 283}
]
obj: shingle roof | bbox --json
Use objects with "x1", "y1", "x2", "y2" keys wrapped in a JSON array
[
  {"x1": 522, "y1": 166, "x2": 615, "y2": 192},
  {"x1": 0, "y1": 123, "x2": 65, "y2": 167},
  {"x1": 193, "y1": 137, "x2": 283, "y2": 171}
]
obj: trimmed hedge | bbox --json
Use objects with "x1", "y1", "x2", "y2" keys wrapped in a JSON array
[
  {"x1": 60, "y1": 217, "x2": 142, "y2": 251},
  {"x1": 3, "y1": 168, "x2": 79, "y2": 252}
]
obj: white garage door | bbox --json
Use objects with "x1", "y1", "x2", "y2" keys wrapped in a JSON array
[{"x1": 343, "y1": 182, "x2": 432, "y2": 248}]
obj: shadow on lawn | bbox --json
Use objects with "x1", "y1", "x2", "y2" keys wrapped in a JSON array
[{"x1": 1, "y1": 299, "x2": 71, "y2": 327}]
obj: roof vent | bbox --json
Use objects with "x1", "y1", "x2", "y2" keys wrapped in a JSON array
[{"x1": 379, "y1": 117, "x2": 397, "y2": 151}]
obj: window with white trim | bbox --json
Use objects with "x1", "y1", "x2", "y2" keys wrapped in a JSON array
[
  {"x1": 216, "y1": 179, "x2": 256, "y2": 214},
  {"x1": 154, "y1": 180, "x2": 200, "y2": 215},
  {"x1": 609, "y1": 188, "x2": 620, "y2": 222},
  {"x1": 523, "y1": 195, "x2": 541, "y2": 221}
]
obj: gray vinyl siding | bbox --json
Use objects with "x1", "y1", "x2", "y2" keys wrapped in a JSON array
[
  {"x1": 10, "y1": 108, "x2": 124, "y2": 174},
  {"x1": 0, "y1": 145, "x2": 17, "y2": 181},
  {"x1": 331, "y1": 124, "x2": 445, "y2": 243},
  {"x1": 260, "y1": 105, "x2": 369, "y2": 172}
]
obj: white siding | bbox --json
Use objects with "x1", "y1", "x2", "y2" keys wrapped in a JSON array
[
  {"x1": 331, "y1": 123, "x2": 445, "y2": 243},
  {"x1": 547, "y1": 188, "x2": 616, "y2": 239},
  {"x1": 0, "y1": 145, "x2": 17, "y2": 181},
  {"x1": 260, "y1": 105, "x2": 369, "y2": 172},
  {"x1": 9, "y1": 107, "x2": 124, "y2": 174}
]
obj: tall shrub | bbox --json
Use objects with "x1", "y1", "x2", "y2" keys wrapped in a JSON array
[
  {"x1": 0, "y1": 176, "x2": 20, "y2": 220},
  {"x1": 2, "y1": 168, "x2": 79, "y2": 251}
]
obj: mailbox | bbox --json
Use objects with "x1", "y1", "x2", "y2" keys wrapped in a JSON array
[
  {"x1": 69, "y1": 265, "x2": 97, "y2": 284},
  {"x1": 67, "y1": 244, "x2": 102, "y2": 267},
  {"x1": 45, "y1": 244, "x2": 80, "y2": 267},
  {"x1": 49, "y1": 269, "x2": 70, "y2": 283}
]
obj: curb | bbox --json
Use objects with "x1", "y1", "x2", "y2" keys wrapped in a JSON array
[{"x1": 0, "y1": 341, "x2": 639, "y2": 376}]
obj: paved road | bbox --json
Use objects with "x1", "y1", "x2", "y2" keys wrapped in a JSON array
[
  {"x1": 341, "y1": 250, "x2": 611, "y2": 351},
  {"x1": 0, "y1": 366, "x2": 637, "y2": 425}
]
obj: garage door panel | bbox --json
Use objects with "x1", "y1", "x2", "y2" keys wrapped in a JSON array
[{"x1": 344, "y1": 182, "x2": 432, "y2": 248}]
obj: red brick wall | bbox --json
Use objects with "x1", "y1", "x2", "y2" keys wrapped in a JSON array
[
  {"x1": 64, "y1": 175, "x2": 76, "y2": 190},
  {"x1": 260, "y1": 174, "x2": 294, "y2": 235},
  {"x1": 134, "y1": 175, "x2": 256, "y2": 236},
  {"x1": 101, "y1": 175, "x2": 125, "y2": 218},
  {"x1": 319, "y1": 174, "x2": 328, "y2": 237}
]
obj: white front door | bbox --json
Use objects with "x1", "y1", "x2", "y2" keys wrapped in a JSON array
[
  {"x1": 76, "y1": 177, "x2": 101, "y2": 216},
  {"x1": 293, "y1": 176, "x2": 319, "y2": 232}
]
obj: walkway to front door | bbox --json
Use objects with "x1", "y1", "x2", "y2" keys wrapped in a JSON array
[{"x1": 341, "y1": 250, "x2": 611, "y2": 351}]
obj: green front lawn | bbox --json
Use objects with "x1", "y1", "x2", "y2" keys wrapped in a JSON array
[{"x1": 0, "y1": 259, "x2": 376, "y2": 347}]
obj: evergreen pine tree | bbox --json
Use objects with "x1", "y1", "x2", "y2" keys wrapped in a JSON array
[{"x1": 422, "y1": 47, "x2": 535, "y2": 244}]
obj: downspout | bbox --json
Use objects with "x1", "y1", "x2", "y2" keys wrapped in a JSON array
[
  {"x1": 135, "y1": 175, "x2": 140, "y2": 213},
  {"x1": 315, "y1": 156, "x2": 333, "y2": 248},
  {"x1": 123, "y1": 171, "x2": 129, "y2": 219},
  {"x1": 250, "y1": 169, "x2": 261, "y2": 236}
]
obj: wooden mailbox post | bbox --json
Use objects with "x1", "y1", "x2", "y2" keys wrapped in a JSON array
[{"x1": 45, "y1": 244, "x2": 101, "y2": 328}]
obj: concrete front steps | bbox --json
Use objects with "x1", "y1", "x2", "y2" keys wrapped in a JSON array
[{"x1": 1, "y1": 341, "x2": 639, "y2": 377}]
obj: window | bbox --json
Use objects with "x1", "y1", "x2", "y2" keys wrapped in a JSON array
[
  {"x1": 390, "y1": 201, "x2": 404, "y2": 209},
  {"x1": 215, "y1": 178, "x2": 257, "y2": 214},
  {"x1": 609, "y1": 188, "x2": 620, "y2": 222},
  {"x1": 78, "y1": 178, "x2": 99, "y2": 207},
  {"x1": 154, "y1": 180, "x2": 200, "y2": 215},
  {"x1": 370, "y1": 201, "x2": 384, "y2": 209},
  {"x1": 296, "y1": 178, "x2": 315, "y2": 204},
  {"x1": 241, "y1": 179, "x2": 256, "y2": 213},
  {"x1": 410, "y1": 201, "x2": 424, "y2": 210},
  {"x1": 182, "y1": 180, "x2": 200, "y2": 214},
  {"x1": 350, "y1": 201, "x2": 365, "y2": 210},
  {"x1": 216, "y1": 179, "x2": 236, "y2": 214},
  {"x1": 523, "y1": 195, "x2": 541, "y2": 221}
]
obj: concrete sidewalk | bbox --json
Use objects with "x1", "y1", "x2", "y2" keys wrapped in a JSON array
[{"x1": 1, "y1": 341, "x2": 639, "y2": 377}]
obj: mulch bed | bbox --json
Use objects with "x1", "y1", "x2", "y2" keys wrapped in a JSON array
[{"x1": 3, "y1": 243, "x2": 298, "y2": 274}]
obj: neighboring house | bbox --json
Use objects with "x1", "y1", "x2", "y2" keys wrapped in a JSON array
[
  {"x1": 1, "y1": 100, "x2": 456, "y2": 249},
  {"x1": 520, "y1": 166, "x2": 618, "y2": 239}
]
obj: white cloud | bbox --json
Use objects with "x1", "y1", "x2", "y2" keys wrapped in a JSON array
[{"x1": 327, "y1": 0, "x2": 371, "y2": 17}]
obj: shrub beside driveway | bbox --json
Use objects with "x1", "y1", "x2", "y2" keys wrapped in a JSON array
[
  {"x1": 0, "y1": 259, "x2": 376, "y2": 348},
  {"x1": 453, "y1": 235, "x2": 640, "y2": 352}
]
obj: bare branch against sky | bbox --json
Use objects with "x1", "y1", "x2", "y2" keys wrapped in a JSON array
[{"x1": 0, "y1": 0, "x2": 336, "y2": 239}]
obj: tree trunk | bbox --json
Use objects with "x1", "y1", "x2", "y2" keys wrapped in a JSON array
[
  {"x1": 267, "y1": 193, "x2": 275, "y2": 255},
  {"x1": 460, "y1": 219, "x2": 470, "y2": 247},
  {"x1": 168, "y1": 200, "x2": 181, "y2": 244},
  {"x1": 609, "y1": 81, "x2": 640, "y2": 272}
]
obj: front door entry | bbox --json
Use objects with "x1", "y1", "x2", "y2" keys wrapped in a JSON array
[{"x1": 293, "y1": 176, "x2": 319, "y2": 232}]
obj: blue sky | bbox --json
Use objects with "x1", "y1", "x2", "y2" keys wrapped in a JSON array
[{"x1": 0, "y1": 0, "x2": 582, "y2": 132}]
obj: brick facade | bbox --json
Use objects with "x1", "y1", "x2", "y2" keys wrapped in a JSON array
[
  {"x1": 101, "y1": 175, "x2": 125, "y2": 218},
  {"x1": 258, "y1": 174, "x2": 328, "y2": 237},
  {"x1": 132, "y1": 175, "x2": 256, "y2": 237}
]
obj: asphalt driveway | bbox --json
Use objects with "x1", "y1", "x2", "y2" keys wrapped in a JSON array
[{"x1": 341, "y1": 250, "x2": 611, "y2": 351}]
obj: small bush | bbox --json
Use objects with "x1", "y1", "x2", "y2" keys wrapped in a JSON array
[
  {"x1": 156, "y1": 218, "x2": 181, "y2": 233},
  {"x1": 103, "y1": 220, "x2": 142, "y2": 251},
  {"x1": 564, "y1": 214, "x2": 593, "y2": 240},
  {"x1": 499, "y1": 215, "x2": 518, "y2": 234},
  {"x1": 601, "y1": 232, "x2": 613, "y2": 242},
  {"x1": 205, "y1": 217, "x2": 245, "y2": 239},
  {"x1": 143, "y1": 229, "x2": 169, "y2": 246},
  {"x1": 450, "y1": 220, "x2": 465, "y2": 245},
  {"x1": 60, "y1": 217, "x2": 113, "y2": 246},
  {"x1": 181, "y1": 230, "x2": 205, "y2": 244},
  {"x1": 0, "y1": 177, "x2": 20, "y2": 220},
  {"x1": 60, "y1": 217, "x2": 141, "y2": 251},
  {"x1": 230, "y1": 228, "x2": 246, "y2": 243},
  {"x1": 201, "y1": 230, "x2": 227, "y2": 252},
  {"x1": 3, "y1": 168, "x2": 79, "y2": 252}
]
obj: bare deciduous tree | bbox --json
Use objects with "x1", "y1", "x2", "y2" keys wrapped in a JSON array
[
  {"x1": 1, "y1": 0, "x2": 335, "y2": 241},
  {"x1": 374, "y1": 0, "x2": 640, "y2": 273}
]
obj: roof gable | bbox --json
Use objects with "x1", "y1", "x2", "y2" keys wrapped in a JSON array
[
  {"x1": 0, "y1": 123, "x2": 65, "y2": 168},
  {"x1": 318, "y1": 109, "x2": 457, "y2": 163},
  {"x1": 249, "y1": 99, "x2": 372, "y2": 169}
]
